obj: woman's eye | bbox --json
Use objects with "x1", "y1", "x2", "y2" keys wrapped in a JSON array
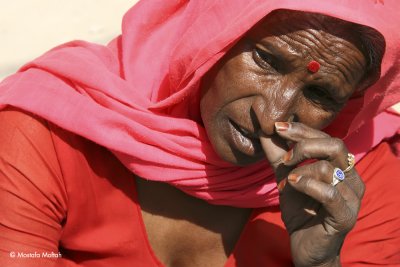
[
  {"x1": 304, "y1": 86, "x2": 342, "y2": 111},
  {"x1": 253, "y1": 48, "x2": 277, "y2": 71}
]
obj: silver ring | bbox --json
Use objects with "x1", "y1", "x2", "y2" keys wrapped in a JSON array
[
  {"x1": 343, "y1": 153, "x2": 355, "y2": 173},
  {"x1": 331, "y1": 168, "x2": 345, "y2": 186}
]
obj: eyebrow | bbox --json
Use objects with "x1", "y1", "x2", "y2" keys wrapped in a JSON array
[
  {"x1": 258, "y1": 38, "x2": 303, "y2": 60},
  {"x1": 254, "y1": 38, "x2": 302, "y2": 73}
]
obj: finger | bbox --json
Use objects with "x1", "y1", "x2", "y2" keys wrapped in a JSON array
[
  {"x1": 275, "y1": 122, "x2": 330, "y2": 142},
  {"x1": 277, "y1": 163, "x2": 360, "y2": 234},
  {"x1": 279, "y1": 136, "x2": 365, "y2": 199},
  {"x1": 278, "y1": 160, "x2": 331, "y2": 192},
  {"x1": 280, "y1": 160, "x2": 359, "y2": 200},
  {"x1": 287, "y1": 174, "x2": 358, "y2": 233},
  {"x1": 278, "y1": 161, "x2": 336, "y2": 220},
  {"x1": 278, "y1": 153, "x2": 365, "y2": 199},
  {"x1": 282, "y1": 137, "x2": 348, "y2": 169},
  {"x1": 278, "y1": 163, "x2": 365, "y2": 202},
  {"x1": 280, "y1": 161, "x2": 361, "y2": 211}
]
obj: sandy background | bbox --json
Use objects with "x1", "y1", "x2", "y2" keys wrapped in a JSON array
[
  {"x1": 1, "y1": 1, "x2": 398, "y2": 111},
  {"x1": 0, "y1": 0, "x2": 137, "y2": 79}
]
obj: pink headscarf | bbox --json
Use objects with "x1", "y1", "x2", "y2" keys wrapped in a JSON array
[{"x1": 0, "y1": 0, "x2": 399, "y2": 207}]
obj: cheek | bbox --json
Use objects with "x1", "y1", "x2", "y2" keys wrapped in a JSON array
[
  {"x1": 200, "y1": 91, "x2": 237, "y2": 163},
  {"x1": 200, "y1": 53, "x2": 254, "y2": 125},
  {"x1": 200, "y1": 77, "x2": 229, "y2": 131},
  {"x1": 296, "y1": 99, "x2": 337, "y2": 129},
  {"x1": 199, "y1": 76, "x2": 231, "y2": 156}
]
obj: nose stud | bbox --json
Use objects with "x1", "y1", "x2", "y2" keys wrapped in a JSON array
[{"x1": 307, "y1": 60, "x2": 320, "y2": 73}]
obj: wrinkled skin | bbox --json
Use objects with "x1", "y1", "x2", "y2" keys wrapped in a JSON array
[{"x1": 200, "y1": 10, "x2": 368, "y2": 267}]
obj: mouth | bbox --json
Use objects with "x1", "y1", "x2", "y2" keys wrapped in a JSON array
[
  {"x1": 228, "y1": 119, "x2": 263, "y2": 156},
  {"x1": 231, "y1": 120, "x2": 259, "y2": 139}
]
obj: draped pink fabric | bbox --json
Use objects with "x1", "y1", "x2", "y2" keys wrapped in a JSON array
[{"x1": 0, "y1": 0, "x2": 399, "y2": 207}]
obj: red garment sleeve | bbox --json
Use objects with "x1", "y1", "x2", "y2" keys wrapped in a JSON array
[{"x1": 0, "y1": 108, "x2": 68, "y2": 267}]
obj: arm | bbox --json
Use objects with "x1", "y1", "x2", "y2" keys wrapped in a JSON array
[{"x1": 0, "y1": 107, "x2": 67, "y2": 267}]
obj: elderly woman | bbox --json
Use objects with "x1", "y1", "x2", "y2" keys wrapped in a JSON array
[{"x1": 0, "y1": 0, "x2": 399, "y2": 266}]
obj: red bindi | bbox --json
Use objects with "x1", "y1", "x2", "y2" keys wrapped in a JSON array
[{"x1": 307, "y1": 60, "x2": 320, "y2": 73}]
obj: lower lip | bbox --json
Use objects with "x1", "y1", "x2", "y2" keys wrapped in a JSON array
[{"x1": 227, "y1": 120, "x2": 262, "y2": 156}]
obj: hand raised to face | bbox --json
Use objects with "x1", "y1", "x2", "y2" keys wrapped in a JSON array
[{"x1": 260, "y1": 121, "x2": 365, "y2": 267}]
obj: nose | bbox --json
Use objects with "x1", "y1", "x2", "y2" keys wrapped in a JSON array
[{"x1": 252, "y1": 83, "x2": 300, "y2": 136}]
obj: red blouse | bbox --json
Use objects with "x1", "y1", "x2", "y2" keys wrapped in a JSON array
[{"x1": 0, "y1": 108, "x2": 399, "y2": 267}]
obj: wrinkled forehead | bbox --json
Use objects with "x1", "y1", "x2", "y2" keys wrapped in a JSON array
[
  {"x1": 245, "y1": 9, "x2": 384, "y2": 91},
  {"x1": 255, "y1": 9, "x2": 361, "y2": 49}
]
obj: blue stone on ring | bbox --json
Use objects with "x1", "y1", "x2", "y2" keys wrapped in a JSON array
[
  {"x1": 332, "y1": 168, "x2": 345, "y2": 186},
  {"x1": 335, "y1": 168, "x2": 345, "y2": 181}
]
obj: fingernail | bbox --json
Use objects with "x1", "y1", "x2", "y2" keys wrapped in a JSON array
[
  {"x1": 275, "y1": 122, "x2": 290, "y2": 131},
  {"x1": 277, "y1": 179, "x2": 287, "y2": 192},
  {"x1": 282, "y1": 149, "x2": 293, "y2": 162},
  {"x1": 288, "y1": 174, "x2": 302, "y2": 183}
]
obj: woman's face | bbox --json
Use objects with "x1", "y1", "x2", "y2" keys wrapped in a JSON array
[{"x1": 200, "y1": 11, "x2": 367, "y2": 166}]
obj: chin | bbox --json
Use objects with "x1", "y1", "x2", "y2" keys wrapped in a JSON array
[
  {"x1": 206, "y1": 116, "x2": 265, "y2": 166},
  {"x1": 214, "y1": 140, "x2": 264, "y2": 166}
]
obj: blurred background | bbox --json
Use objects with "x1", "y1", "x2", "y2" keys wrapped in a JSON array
[{"x1": 0, "y1": 0, "x2": 137, "y2": 80}]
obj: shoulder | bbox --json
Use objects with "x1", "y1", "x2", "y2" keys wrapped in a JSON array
[
  {"x1": 0, "y1": 106, "x2": 64, "y2": 187},
  {"x1": 0, "y1": 106, "x2": 67, "y2": 209},
  {"x1": 0, "y1": 107, "x2": 51, "y2": 158},
  {"x1": 0, "y1": 107, "x2": 68, "y2": 263}
]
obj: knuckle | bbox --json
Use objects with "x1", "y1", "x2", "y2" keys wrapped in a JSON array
[
  {"x1": 302, "y1": 177, "x2": 314, "y2": 194},
  {"x1": 290, "y1": 122, "x2": 302, "y2": 130},
  {"x1": 331, "y1": 137, "x2": 344, "y2": 147},
  {"x1": 320, "y1": 131, "x2": 331, "y2": 138},
  {"x1": 293, "y1": 140, "x2": 306, "y2": 157},
  {"x1": 331, "y1": 204, "x2": 358, "y2": 233},
  {"x1": 330, "y1": 137, "x2": 346, "y2": 156},
  {"x1": 322, "y1": 187, "x2": 340, "y2": 204},
  {"x1": 339, "y1": 220, "x2": 355, "y2": 234},
  {"x1": 296, "y1": 139, "x2": 306, "y2": 149},
  {"x1": 291, "y1": 122, "x2": 307, "y2": 137},
  {"x1": 343, "y1": 210, "x2": 358, "y2": 232},
  {"x1": 315, "y1": 160, "x2": 332, "y2": 176}
]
